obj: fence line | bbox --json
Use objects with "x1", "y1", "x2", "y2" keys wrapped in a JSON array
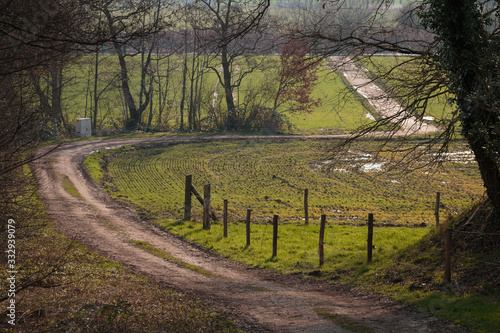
[
  {"x1": 246, "y1": 209, "x2": 252, "y2": 247},
  {"x1": 455, "y1": 253, "x2": 500, "y2": 267},
  {"x1": 445, "y1": 228, "x2": 452, "y2": 283},
  {"x1": 304, "y1": 189, "x2": 309, "y2": 225},
  {"x1": 319, "y1": 214, "x2": 326, "y2": 266},
  {"x1": 223, "y1": 199, "x2": 228, "y2": 238},
  {"x1": 272, "y1": 215, "x2": 279, "y2": 258},
  {"x1": 182, "y1": 175, "x2": 495, "y2": 279},
  {"x1": 203, "y1": 184, "x2": 211, "y2": 230},
  {"x1": 367, "y1": 213, "x2": 374, "y2": 263},
  {"x1": 452, "y1": 229, "x2": 500, "y2": 236}
]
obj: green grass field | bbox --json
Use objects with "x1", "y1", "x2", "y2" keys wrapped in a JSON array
[
  {"x1": 285, "y1": 65, "x2": 373, "y2": 134},
  {"x1": 89, "y1": 138, "x2": 483, "y2": 225},
  {"x1": 62, "y1": 55, "x2": 372, "y2": 134},
  {"x1": 159, "y1": 219, "x2": 429, "y2": 274}
]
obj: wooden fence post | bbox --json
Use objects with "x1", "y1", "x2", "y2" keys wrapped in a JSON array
[
  {"x1": 184, "y1": 175, "x2": 192, "y2": 221},
  {"x1": 272, "y1": 214, "x2": 279, "y2": 258},
  {"x1": 445, "y1": 228, "x2": 452, "y2": 283},
  {"x1": 367, "y1": 213, "x2": 374, "y2": 263},
  {"x1": 319, "y1": 214, "x2": 326, "y2": 266},
  {"x1": 203, "y1": 184, "x2": 211, "y2": 230},
  {"x1": 304, "y1": 189, "x2": 309, "y2": 225},
  {"x1": 223, "y1": 199, "x2": 228, "y2": 238},
  {"x1": 435, "y1": 192, "x2": 441, "y2": 227},
  {"x1": 246, "y1": 209, "x2": 252, "y2": 247}
]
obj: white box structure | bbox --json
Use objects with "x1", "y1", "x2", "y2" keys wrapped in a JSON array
[{"x1": 75, "y1": 118, "x2": 92, "y2": 137}]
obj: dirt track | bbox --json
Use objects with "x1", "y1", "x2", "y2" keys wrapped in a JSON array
[
  {"x1": 32, "y1": 135, "x2": 468, "y2": 332},
  {"x1": 332, "y1": 56, "x2": 440, "y2": 135}
]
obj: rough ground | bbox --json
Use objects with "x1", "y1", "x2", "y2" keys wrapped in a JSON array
[{"x1": 32, "y1": 135, "x2": 468, "y2": 332}]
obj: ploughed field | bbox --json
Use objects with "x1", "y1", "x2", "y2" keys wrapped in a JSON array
[{"x1": 88, "y1": 138, "x2": 483, "y2": 226}]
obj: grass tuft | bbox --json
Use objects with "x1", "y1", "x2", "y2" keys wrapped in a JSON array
[
  {"x1": 61, "y1": 176, "x2": 83, "y2": 199},
  {"x1": 314, "y1": 308, "x2": 374, "y2": 333},
  {"x1": 129, "y1": 239, "x2": 218, "y2": 278}
]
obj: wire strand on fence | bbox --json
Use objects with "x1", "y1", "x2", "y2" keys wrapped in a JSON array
[
  {"x1": 452, "y1": 229, "x2": 500, "y2": 236},
  {"x1": 457, "y1": 254, "x2": 500, "y2": 267}
]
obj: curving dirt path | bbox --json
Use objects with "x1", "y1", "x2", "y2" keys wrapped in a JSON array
[{"x1": 32, "y1": 135, "x2": 466, "y2": 332}]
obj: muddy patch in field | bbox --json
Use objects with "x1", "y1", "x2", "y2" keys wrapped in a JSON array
[{"x1": 309, "y1": 150, "x2": 385, "y2": 173}]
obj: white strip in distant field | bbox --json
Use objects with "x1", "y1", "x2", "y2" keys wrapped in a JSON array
[{"x1": 332, "y1": 56, "x2": 439, "y2": 135}]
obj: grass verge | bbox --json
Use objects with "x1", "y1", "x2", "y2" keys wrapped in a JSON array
[
  {"x1": 314, "y1": 308, "x2": 373, "y2": 333},
  {"x1": 61, "y1": 176, "x2": 83, "y2": 199}
]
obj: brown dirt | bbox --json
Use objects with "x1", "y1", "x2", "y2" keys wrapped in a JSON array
[{"x1": 31, "y1": 135, "x2": 468, "y2": 332}]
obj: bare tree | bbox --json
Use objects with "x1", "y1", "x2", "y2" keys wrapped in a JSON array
[
  {"x1": 153, "y1": 45, "x2": 181, "y2": 131},
  {"x1": 0, "y1": 0, "x2": 177, "y2": 305},
  {"x1": 0, "y1": 0, "x2": 95, "y2": 305},
  {"x1": 94, "y1": 0, "x2": 170, "y2": 130},
  {"x1": 195, "y1": 0, "x2": 271, "y2": 130}
]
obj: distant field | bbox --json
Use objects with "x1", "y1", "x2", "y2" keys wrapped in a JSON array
[
  {"x1": 63, "y1": 55, "x2": 374, "y2": 134},
  {"x1": 87, "y1": 138, "x2": 484, "y2": 225},
  {"x1": 62, "y1": 53, "x2": 453, "y2": 135},
  {"x1": 284, "y1": 64, "x2": 374, "y2": 134}
]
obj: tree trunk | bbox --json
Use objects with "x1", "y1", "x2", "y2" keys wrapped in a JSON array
[
  {"x1": 467, "y1": 136, "x2": 500, "y2": 211},
  {"x1": 221, "y1": 46, "x2": 236, "y2": 130},
  {"x1": 437, "y1": 0, "x2": 500, "y2": 215},
  {"x1": 50, "y1": 66, "x2": 63, "y2": 127},
  {"x1": 179, "y1": 31, "x2": 188, "y2": 131},
  {"x1": 103, "y1": 6, "x2": 139, "y2": 130},
  {"x1": 112, "y1": 40, "x2": 140, "y2": 130},
  {"x1": 93, "y1": 47, "x2": 99, "y2": 132},
  {"x1": 188, "y1": 45, "x2": 200, "y2": 131}
]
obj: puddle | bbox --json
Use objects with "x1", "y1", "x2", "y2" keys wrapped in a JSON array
[
  {"x1": 310, "y1": 151, "x2": 385, "y2": 173},
  {"x1": 430, "y1": 151, "x2": 475, "y2": 164},
  {"x1": 362, "y1": 163, "x2": 384, "y2": 172}
]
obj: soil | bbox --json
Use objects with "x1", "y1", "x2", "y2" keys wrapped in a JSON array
[{"x1": 31, "y1": 134, "x2": 469, "y2": 333}]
